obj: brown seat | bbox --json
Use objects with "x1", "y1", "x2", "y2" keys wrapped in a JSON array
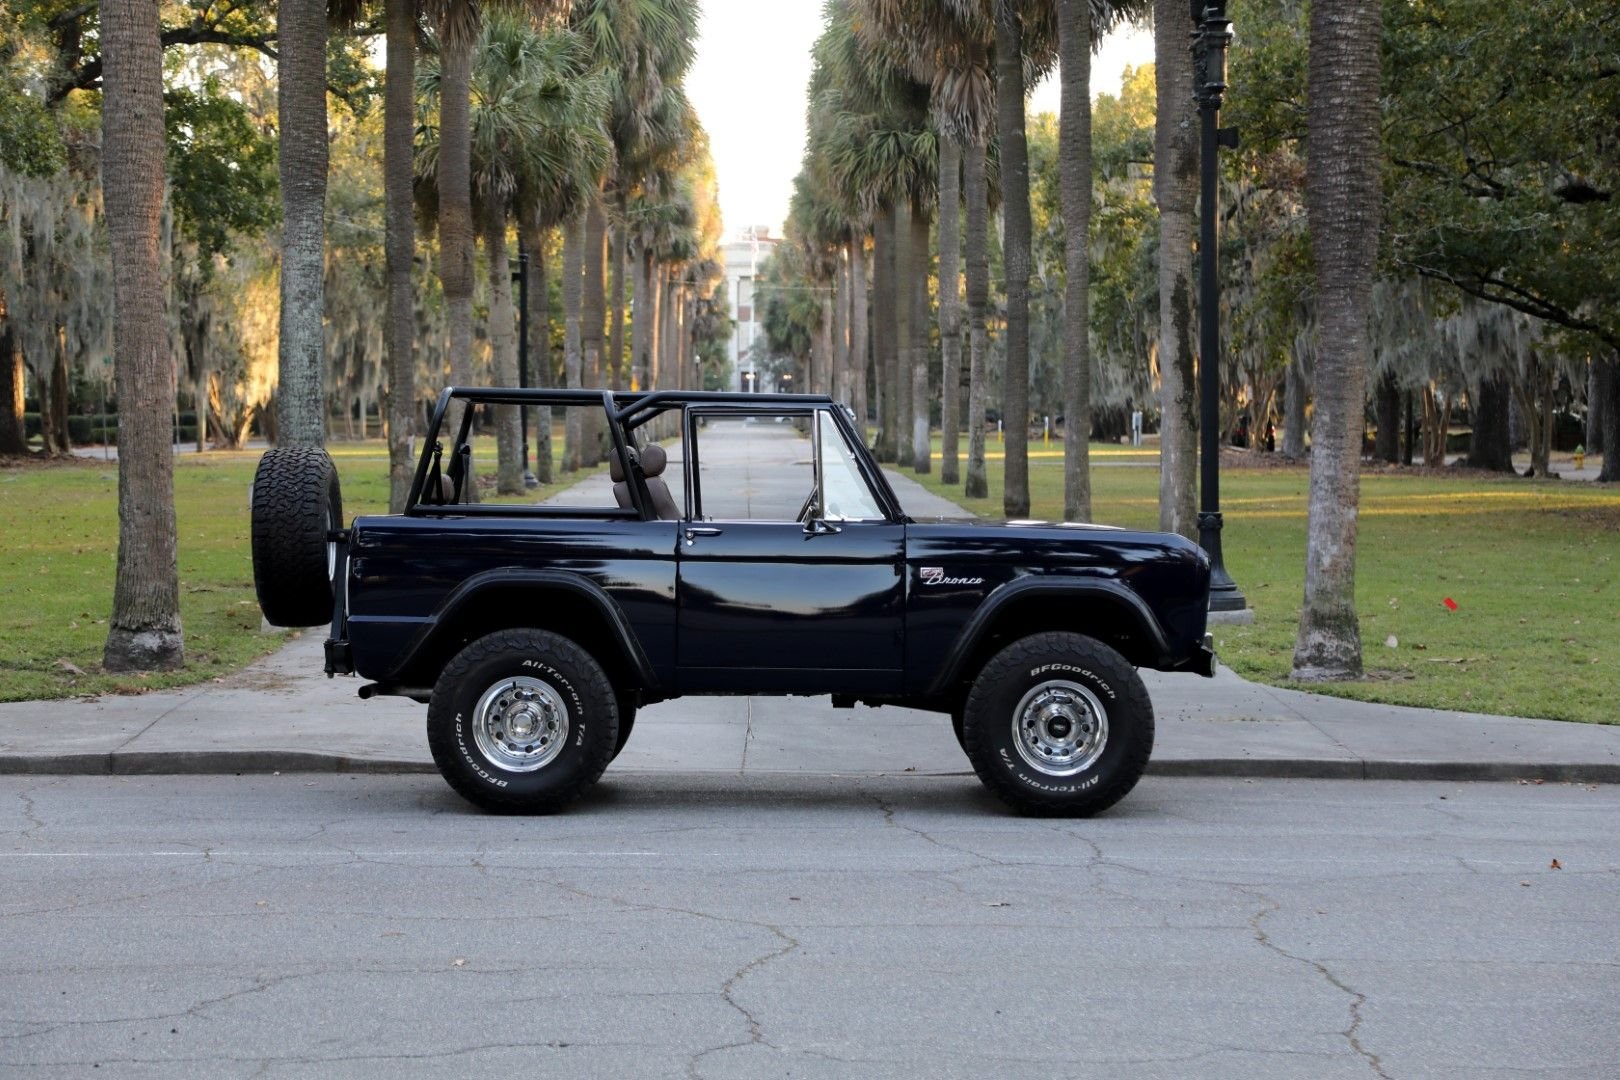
[{"x1": 612, "y1": 443, "x2": 680, "y2": 520}]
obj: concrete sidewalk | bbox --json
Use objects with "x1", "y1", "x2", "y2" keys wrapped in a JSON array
[{"x1": 3, "y1": 460, "x2": 1616, "y2": 781}]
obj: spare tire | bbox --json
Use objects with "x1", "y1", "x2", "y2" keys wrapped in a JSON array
[{"x1": 251, "y1": 447, "x2": 343, "y2": 627}]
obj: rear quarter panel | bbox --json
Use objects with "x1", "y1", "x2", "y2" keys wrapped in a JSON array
[{"x1": 344, "y1": 514, "x2": 679, "y2": 684}]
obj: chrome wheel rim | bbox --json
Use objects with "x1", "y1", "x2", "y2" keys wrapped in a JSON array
[
  {"x1": 1011, "y1": 680, "x2": 1108, "y2": 776},
  {"x1": 472, "y1": 677, "x2": 570, "y2": 772}
]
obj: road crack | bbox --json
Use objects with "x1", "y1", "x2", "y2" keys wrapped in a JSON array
[{"x1": 1242, "y1": 887, "x2": 1390, "y2": 1079}]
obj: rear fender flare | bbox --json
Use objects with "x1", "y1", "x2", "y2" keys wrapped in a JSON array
[{"x1": 387, "y1": 568, "x2": 658, "y2": 689}]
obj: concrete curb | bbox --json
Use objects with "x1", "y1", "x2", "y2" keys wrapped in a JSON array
[{"x1": 2, "y1": 751, "x2": 1614, "y2": 783}]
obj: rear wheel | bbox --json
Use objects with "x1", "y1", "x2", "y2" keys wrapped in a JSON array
[
  {"x1": 959, "y1": 632, "x2": 1154, "y2": 816},
  {"x1": 427, "y1": 629, "x2": 618, "y2": 813}
]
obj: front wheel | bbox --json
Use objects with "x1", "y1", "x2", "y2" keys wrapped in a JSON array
[
  {"x1": 427, "y1": 629, "x2": 619, "y2": 813},
  {"x1": 959, "y1": 632, "x2": 1154, "y2": 817}
]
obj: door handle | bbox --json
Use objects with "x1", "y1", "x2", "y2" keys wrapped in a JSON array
[{"x1": 684, "y1": 526, "x2": 723, "y2": 545}]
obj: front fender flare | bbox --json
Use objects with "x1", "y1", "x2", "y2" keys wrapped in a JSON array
[{"x1": 925, "y1": 576, "x2": 1172, "y2": 697}]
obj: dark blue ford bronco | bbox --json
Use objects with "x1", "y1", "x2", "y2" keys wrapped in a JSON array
[{"x1": 251, "y1": 388, "x2": 1214, "y2": 815}]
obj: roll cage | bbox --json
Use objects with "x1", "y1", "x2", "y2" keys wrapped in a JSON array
[{"x1": 404, "y1": 387, "x2": 906, "y2": 523}]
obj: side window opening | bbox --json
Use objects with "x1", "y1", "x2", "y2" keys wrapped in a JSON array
[{"x1": 690, "y1": 411, "x2": 817, "y2": 522}]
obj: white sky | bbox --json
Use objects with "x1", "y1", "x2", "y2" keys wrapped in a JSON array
[{"x1": 685, "y1": 2, "x2": 1155, "y2": 239}]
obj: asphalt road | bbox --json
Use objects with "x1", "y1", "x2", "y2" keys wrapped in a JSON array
[{"x1": 2, "y1": 774, "x2": 1616, "y2": 1079}]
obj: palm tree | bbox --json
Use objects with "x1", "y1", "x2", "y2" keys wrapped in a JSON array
[
  {"x1": 568, "y1": 0, "x2": 698, "y2": 453},
  {"x1": 854, "y1": 0, "x2": 993, "y2": 482},
  {"x1": 1292, "y1": 0, "x2": 1382, "y2": 680},
  {"x1": 422, "y1": 16, "x2": 611, "y2": 491},
  {"x1": 963, "y1": 136, "x2": 992, "y2": 497},
  {"x1": 1155, "y1": 0, "x2": 1197, "y2": 538},
  {"x1": 385, "y1": 0, "x2": 419, "y2": 510},
  {"x1": 995, "y1": 0, "x2": 1035, "y2": 517},
  {"x1": 572, "y1": 0, "x2": 698, "y2": 389},
  {"x1": 277, "y1": 0, "x2": 329, "y2": 447},
  {"x1": 908, "y1": 197, "x2": 932, "y2": 473},
  {"x1": 101, "y1": 0, "x2": 182, "y2": 672},
  {"x1": 1056, "y1": 0, "x2": 1091, "y2": 520},
  {"x1": 561, "y1": 209, "x2": 587, "y2": 469},
  {"x1": 422, "y1": 0, "x2": 572, "y2": 447},
  {"x1": 510, "y1": 42, "x2": 614, "y2": 481}
]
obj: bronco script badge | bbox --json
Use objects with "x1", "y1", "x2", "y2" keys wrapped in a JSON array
[{"x1": 920, "y1": 566, "x2": 985, "y2": 587}]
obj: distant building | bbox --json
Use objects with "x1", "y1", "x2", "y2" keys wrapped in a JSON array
[{"x1": 720, "y1": 225, "x2": 779, "y2": 391}]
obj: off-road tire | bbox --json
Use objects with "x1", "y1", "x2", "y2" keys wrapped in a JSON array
[
  {"x1": 427, "y1": 629, "x2": 618, "y2": 813},
  {"x1": 960, "y1": 632, "x2": 1154, "y2": 817},
  {"x1": 251, "y1": 447, "x2": 343, "y2": 627}
]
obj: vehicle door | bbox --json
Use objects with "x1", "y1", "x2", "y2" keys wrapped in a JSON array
[{"x1": 676, "y1": 406, "x2": 905, "y2": 694}]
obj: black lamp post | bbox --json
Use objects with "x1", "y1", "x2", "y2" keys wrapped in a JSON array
[
  {"x1": 1192, "y1": 0, "x2": 1247, "y2": 613},
  {"x1": 513, "y1": 241, "x2": 537, "y2": 488}
]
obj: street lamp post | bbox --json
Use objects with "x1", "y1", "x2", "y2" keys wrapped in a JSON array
[{"x1": 1192, "y1": 0, "x2": 1248, "y2": 614}]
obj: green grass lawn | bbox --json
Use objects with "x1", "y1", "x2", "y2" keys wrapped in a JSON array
[
  {"x1": 0, "y1": 442, "x2": 596, "y2": 702},
  {"x1": 897, "y1": 439, "x2": 1620, "y2": 724}
]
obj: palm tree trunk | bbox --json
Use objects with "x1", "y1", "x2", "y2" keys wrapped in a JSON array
[
  {"x1": 832, "y1": 248, "x2": 849, "y2": 402},
  {"x1": 610, "y1": 207, "x2": 627, "y2": 389},
  {"x1": 938, "y1": 140, "x2": 963, "y2": 485},
  {"x1": 679, "y1": 287, "x2": 695, "y2": 390},
  {"x1": 910, "y1": 204, "x2": 931, "y2": 475},
  {"x1": 1154, "y1": 0, "x2": 1197, "y2": 538},
  {"x1": 893, "y1": 200, "x2": 914, "y2": 468},
  {"x1": 996, "y1": 1, "x2": 1032, "y2": 517},
  {"x1": 649, "y1": 261, "x2": 663, "y2": 390},
  {"x1": 583, "y1": 198, "x2": 608, "y2": 461},
  {"x1": 525, "y1": 220, "x2": 553, "y2": 483},
  {"x1": 631, "y1": 244, "x2": 652, "y2": 390},
  {"x1": 384, "y1": 0, "x2": 416, "y2": 511},
  {"x1": 1292, "y1": 0, "x2": 1381, "y2": 681},
  {"x1": 276, "y1": 0, "x2": 328, "y2": 447},
  {"x1": 438, "y1": 17, "x2": 476, "y2": 440},
  {"x1": 964, "y1": 139, "x2": 991, "y2": 499},
  {"x1": 873, "y1": 210, "x2": 897, "y2": 461},
  {"x1": 850, "y1": 235, "x2": 870, "y2": 446},
  {"x1": 484, "y1": 200, "x2": 523, "y2": 494},
  {"x1": 1058, "y1": 0, "x2": 1092, "y2": 521},
  {"x1": 101, "y1": 0, "x2": 182, "y2": 672},
  {"x1": 659, "y1": 269, "x2": 676, "y2": 390},
  {"x1": 562, "y1": 212, "x2": 585, "y2": 471},
  {"x1": 817, "y1": 281, "x2": 835, "y2": 401}
]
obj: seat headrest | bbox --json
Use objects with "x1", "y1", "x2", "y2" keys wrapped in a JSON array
[
  {"x1": 640, "y1": 443, "x2": 667, "y2": 477},
  {"x1": 609, "y1": 448, "x2": 632, "y2": 482}
]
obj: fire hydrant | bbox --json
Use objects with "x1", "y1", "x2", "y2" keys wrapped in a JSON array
[{"x1": 1574, "y1": 444, "x2": 1585, "y2": 470}]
